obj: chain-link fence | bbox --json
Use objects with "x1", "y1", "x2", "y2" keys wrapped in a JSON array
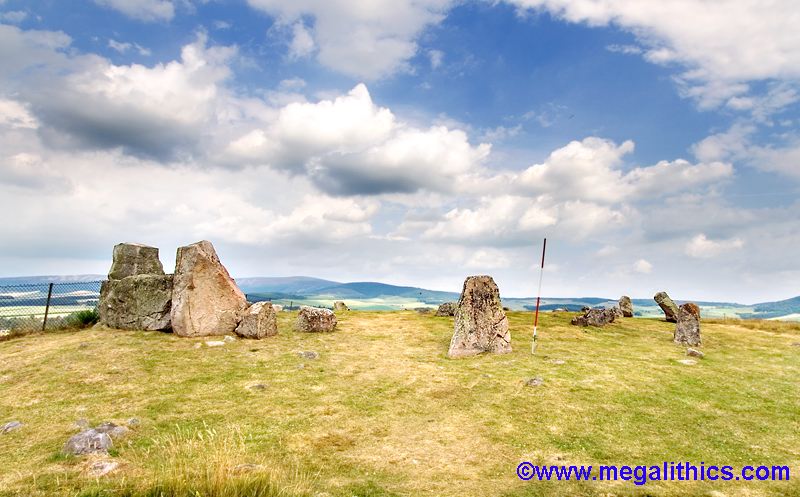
[{"x1": 0, "y1": 281, "x2": 102, "y2": 336}]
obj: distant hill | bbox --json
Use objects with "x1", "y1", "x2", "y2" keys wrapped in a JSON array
[
  {"x1": 235, "y1": 276, "x2": 341, "y2": 294},
  {"x1": 2, "y1": 274, "x2": 798, "y2": 319}
]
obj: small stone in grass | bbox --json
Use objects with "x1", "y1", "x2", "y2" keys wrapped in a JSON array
[
  {"x1": 88, "y1": 460, "x2": 119, "y2": 477},
  {"x1": 1, "y1": 421, "x2": 22, "y2": 434},
  {"x1": 525, "y1": 377, "x2": 544, "y2": 387},
  {"x1": 63, "y1": 429, "x2": 112, "y2": 455},
  {"x1": 298, "y1": 351, "x2": 319, "y2": 360},
  {"x1": 224, "y1": 335, "x2": 236, "y2": 343},
  {"x1": 550, "y1": 359, "x2": 566, "y2": 365},
  {"x1": 686, "y1": 348, "x2": 704, "y2": 358},
  {"x1": 677, "y1": 359, "x2": 697, "y2": 366},
  {"x1": 205, "y1": 340, "x2": 225, "y2": 347},
  {"x1": 248, "y1": 383, "x2": 267, "y2": 391}
]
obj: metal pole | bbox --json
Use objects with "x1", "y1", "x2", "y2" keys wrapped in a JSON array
[
  {"x1": 532, "y1": 238, "x2": 547, "y2": 354},
  {"x1": 42, "y1": 283, "x2": 54, "y2": 332}
]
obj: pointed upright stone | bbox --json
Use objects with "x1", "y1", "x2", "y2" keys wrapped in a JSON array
[
  {"x1": 654, "y1": 291, "x2": 679, "y2": 323},
  {"x1": 171, "y1": 240, "x2": 247, "y2": 337},
  {"x1": 448, "y1": 275, "x2": 511, "y2": 358}
]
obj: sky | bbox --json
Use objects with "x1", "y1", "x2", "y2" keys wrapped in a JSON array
[{"x1": 1, "y1": 0, "x2": 799, "y2": 303}]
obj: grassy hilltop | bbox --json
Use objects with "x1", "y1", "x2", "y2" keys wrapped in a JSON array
[{"x1": 0, "y1": 312, "x2": 799, "y2": 497}]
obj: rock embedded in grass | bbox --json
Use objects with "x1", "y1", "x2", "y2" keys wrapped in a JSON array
[
  {"x1": 294, "y1": 307, "x2": 337, "y2": 333},
  {"x1": 674, "y1": 303, "x2": 701, "y2": 346},
  {"x1": 571, "y1": 308, "x2": 617, "y2": 327},
  {"x1": 619, "y1": 296, "x2": 634, "y2": 317},
  {"x1": 298, "y1": 350, "x2": 320, "y2": 360},
  {"x1": 686, "y1": 348, "x2": 704, "y2": 358},
  {"x1": 525, "y1": 377, "x2": 544, "y2": 387},
  {"x1": 63, "y1": 429, "x2": 113, "y2": 455},
  {"x1": 87, "y1": 460, "x2": 119, "y2": 477},
  {"x1": 171, "y1": 240, "x2": 248, "y2": 337},
  {"x1": 205, "y1": 340, "x2": 226, "y2": 347},
  {"x1": 654, "y1": 291, "x2": 679, "y2": 323},
  {"x1": 677, "y1": 359, "x2": 697, "y2": 366},
  {"x1": 1, "y1": 421, "x2": 22, "y2": 434},
  {"x1": 95, "y1": 422, "x2": 129, "y2": 439},
  {"x1": 235, "y1": 302, "x2": 278, "y2": 339},
  {"x1": 435, "y1": 302, "x2": 456, "y2": 317},
  {"x1": 448, "y1": 275, "x2": 511, "y2": 358}
]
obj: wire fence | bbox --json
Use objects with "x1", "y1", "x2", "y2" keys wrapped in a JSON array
[{"x1": 0, "y1": 281, "x2": 102, "y2": 335}]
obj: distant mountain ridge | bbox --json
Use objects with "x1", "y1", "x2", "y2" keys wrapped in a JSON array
[{"x1": 2, "y1": 275, "x2": 798, "y2": 319}]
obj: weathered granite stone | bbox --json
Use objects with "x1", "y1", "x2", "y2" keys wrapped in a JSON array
[
  {"x1": 686, "y1": 348, "x2": 704, "y2": 358},
  {"x1": 108, "y1": 243, "x2": 164, "y2": 280},
  {"x1": 619, "y1": 296, "x2": 634, "y2": 317},
  {"x1": 435, "y1": 302, "x2": 457, "y2": 317},
  {"x1": 654, "y1": 291, "x2": 679, "y2": 323},
  {"x1": 448, "y1": 275, "x2": 511, "y2": 358},
  {"x1": 674, "y1": 302, "x2": 701, "y2": 346},
  {"x1": 571, "y1": 308, "x2": 617, "y2": 327},
  {"x1": 235, "y1": 302, "x2": 277, "y2": 339},
  {"x1": 294, "y1": 307, "x2": 337, "y2": 332},
  {"x1": 171, "y1": 240, "x2": 248, "y2": 337},
  {"x1": 98, "y1": 274, "x2": 173, "y2": 331},
  {"x1": 63, "y1": 429, "x2": 112, "y2": 455}
]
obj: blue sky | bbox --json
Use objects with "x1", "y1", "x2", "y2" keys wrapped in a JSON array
[{"x1": 1, "y1": 0, "x2": 799, "y2": 302}]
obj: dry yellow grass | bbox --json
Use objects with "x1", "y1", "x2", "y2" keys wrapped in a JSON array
[{"x1": 0, "y1": 311, "x2": 799, "y2": 496}]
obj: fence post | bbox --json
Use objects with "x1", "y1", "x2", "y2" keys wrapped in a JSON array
[{"x1": 42, "y1": 283, "x2": 54, "y2": 331}]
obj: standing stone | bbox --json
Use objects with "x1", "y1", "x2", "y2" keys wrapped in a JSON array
[
  {"x1": 171, "y1": 240, "x2": 247, "y2": 337},
  {"x1": 98, "y1": 243, "x2": 172, "y2": 331},
  {"x1": 294, "y1": 307, "x2": 337, "y2": 332},
  {"x1": 333, "y1": 301, "x2": 350, "y2": 311},
  {"x1": 107, "y1": 243, "x2": 165, "y2": 280},
  {"x1": 448, "y1": 275, "x2": 511, "y2": 358},
  {"x1": 654, "y1": 291, "x2": 679, "y2": 323},
  {"x1": 235, "y1": 302, "x2": 278, "y2": 339},
  {"x1": 571, "y1": 308, "x2": 617, "y2": 327},
  {"x1": 619, "y1": 296, "x2": 634, "y2": 317},
  {"x1": 99, "y1": 274, "x2": 173, "y2": 330},
  {"x1": 435, "y1": 302, "x2": 457, "y2": 317},
  {"x1": 674, "y1": 303, "x2": 701, "y2": 346}
]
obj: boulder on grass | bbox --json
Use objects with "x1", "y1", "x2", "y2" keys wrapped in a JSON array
[
  {"x1": 654, "y1": 291, "x2": 679, "y2": 323},
  {"x1": 99, "y1": 274, "x2": 173, "y2": 331},
  {"x1": 435, "y1": 302, "x2": 457, "y2": 317},
  {"x1": 294, "y1": 307, "x2": 337, "y2": 332},
  {"x1": 333, "y1": 301, "x2": 350, "y2": 312},
  {"x1": 674, "y1": 303, "x2": 701, "y2": 346},
  {"x1": 107, "y1": 243, "x2": 165, "y2": 280},
  {"x1": 571, "y1": 308, "x2": 617, "y2": 327},
  {"x1": 171, "y1": 240, "x2": 248, "y2": 337},
  {"x1": 235, "y1": 302, "x2": 278, "y2": 339},
  {"x1": 448, "y1": 275, "x2": 511, "y2": 358},
  {"x1": 63, "y1": 429, "x2": 112, "y2": 456},
  {"x1": 619, "y1": 296, "x2": 634, "y2": 317}
]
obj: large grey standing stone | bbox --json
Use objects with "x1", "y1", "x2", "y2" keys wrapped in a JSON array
[
  {"x1": 171, "y1": 240, "x2": 248, "y2": 337},
  {"x1": 448, "y1": 275, "x2": 511, "y2": 358},
  {"x1": 674, "y1": 303, "x2": 701, "y2": 346},
  {"x1": 108, "y1": 243, "x2": 164, "y2": 280},
  {"x1": 619, "y1": 296, "x2": 634, "y2": 317},
  {"x1": 99, "y1": 274, "x2": 173, "y2": 330},
  {"x1": 571, "y1": 308, "x2": 617, "y2": 327},
  {"x1": 654, "y1": 291, "x2": 679, "y2": 323},
  {"x1": 63, "y1": 429, "x2": 112, "y2": 455},
  {"x1": 294, "y1": 307, "x2": 337, "y2": 332},
  {"x1": 436, "y1": 302, "x2": 457, "y2": 317},
  {"x1": 235, "y1": 302, "x2": 278, "y2": 339}
]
